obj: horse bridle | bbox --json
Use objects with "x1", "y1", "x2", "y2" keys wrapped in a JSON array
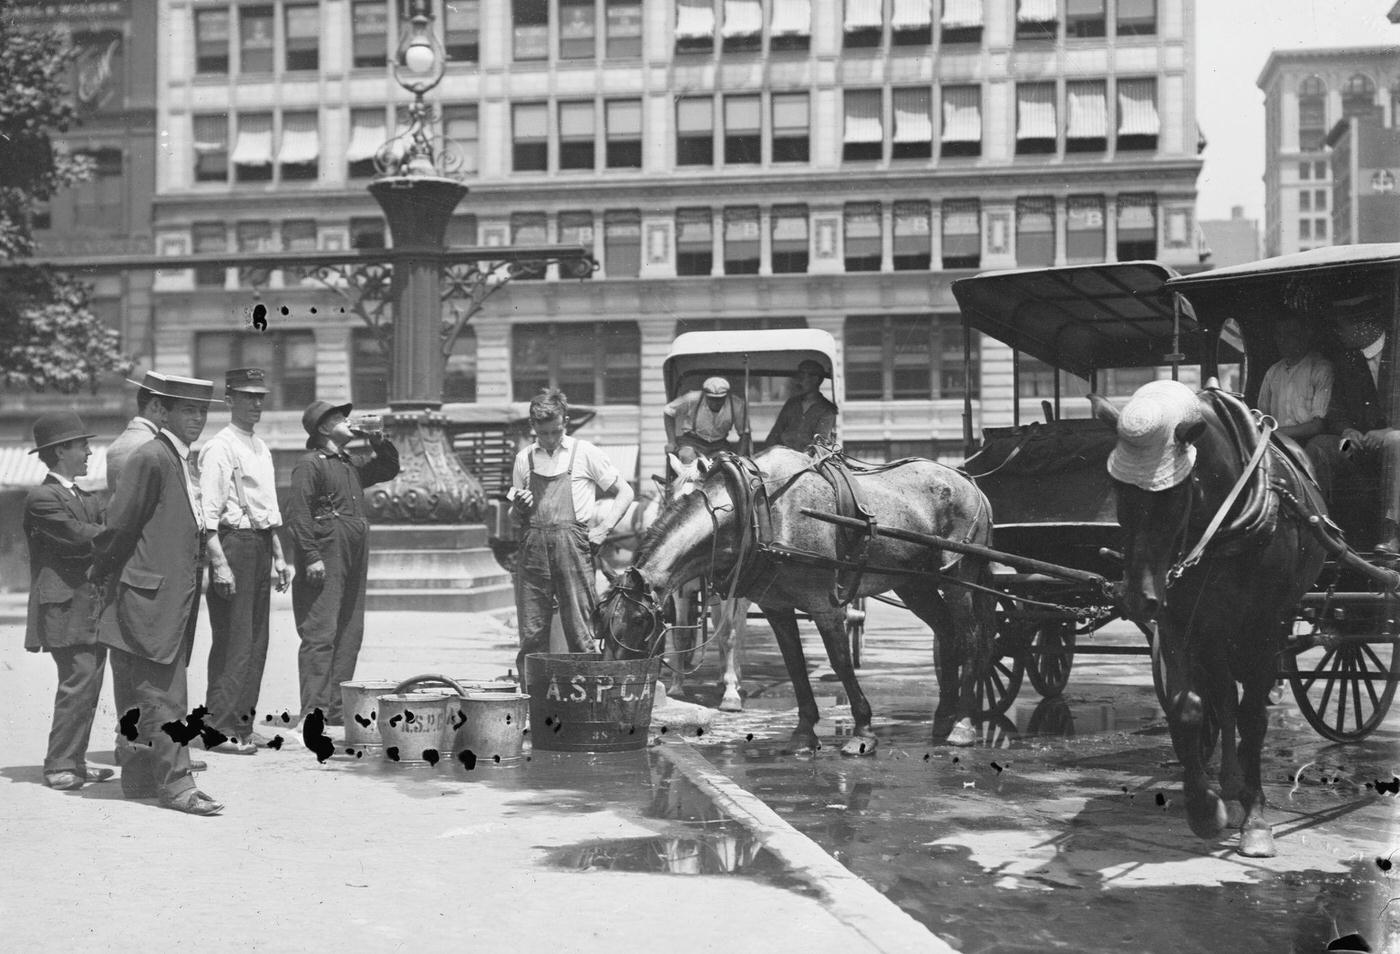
[{"x1": 596, "y1": 582, "x2": 666, "y2": 657}]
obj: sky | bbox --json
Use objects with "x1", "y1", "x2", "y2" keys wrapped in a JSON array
[{"x1": 1194, "y1": 0, "x2": 1399, "y2": 222}]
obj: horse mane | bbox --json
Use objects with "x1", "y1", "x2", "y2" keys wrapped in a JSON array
[{"x1": 635, "y1": 486, "x2": 707, "y2": 564}]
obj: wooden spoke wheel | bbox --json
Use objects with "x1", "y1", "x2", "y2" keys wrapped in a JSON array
[
  {"x1": 1282, "y1": 626, "x2": 1399, "y2": 744},
  {"x1": 1026, "y1": 621, "x2": 1076, "y2": 699}
]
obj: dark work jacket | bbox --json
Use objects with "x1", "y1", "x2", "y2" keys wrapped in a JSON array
[
  {"x1": 286, "y1": 440, "x2": 399, "y2": 566},
  {"x1": 23, "y1": 476, "x2": 104, "y2": 652},
  {"x1": 1324, "y1": 348, "x2": 1390, "y2": 434}
]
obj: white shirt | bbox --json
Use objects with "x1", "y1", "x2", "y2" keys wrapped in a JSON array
[
  {"x1": 1363, "y1": 333, "x2": 1386, "y2": 386},
  {"x1": 1256, "y1": 351, "x2": 1334, "y2": 428},
  {"x1": 510, "y1": 435, "x2": 620, "y2": 525},
  {"x1": 46, "y1": 471, "x2": 79, "y2": 497},
  {"x1": 162, "y1": 428, "x2": 204, "y2": 529},
  {"x1": 199, "y1": 423, "x2": 283, "y2": 530}
]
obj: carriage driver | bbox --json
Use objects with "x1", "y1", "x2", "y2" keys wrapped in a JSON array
[
  {"x1": 663, "y1": 376, "x2": 749, "y2": 464},
  {"x1": 765, "y1": 359, "x2": 838, "y2": 452},
  {"x1": 509, "y1": 389, "x2": 634, "y2": 683}
]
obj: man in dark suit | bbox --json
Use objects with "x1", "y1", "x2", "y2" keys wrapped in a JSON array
[
  {"x1": 23, "y1": 412, "x2": 114, "y2": 792},
  {"x1": 92, "y1": 374, "x2": 224, "y2": 816},
  {"x1": 106, "y1": 369, "x2": 171, "y2": 492}
]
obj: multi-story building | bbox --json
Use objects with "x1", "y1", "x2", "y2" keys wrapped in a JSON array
[
  {"x1": 144, "y1": 0, "x2": 1200, "y2": 481},
  {"x1": 1326, "y1": 111, "x2": 1400, "y2": 246},
  {"x1": 1198, "y1": 205, "x2": 1260, "y2": 268},
  {"x1": 1257, "y1": 46, "x2": 1399, "y2": 258}
]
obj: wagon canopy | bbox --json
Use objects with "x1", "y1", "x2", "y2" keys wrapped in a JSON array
[
  {"x1": 663, "y1": 329, "x2": 840, "y2": 400},
  {"x1": 951, "y1": 261, "x2": 1210, "y2": 378}
]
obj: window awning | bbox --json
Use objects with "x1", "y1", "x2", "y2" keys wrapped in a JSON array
[
  {"x1": 895, "y1": 203, "x2": 930, "y2": 233},
  {"x1": 772, "y1": 212, "x2": 808, "y2": 241},
  {"x1": 278, "y1": 115, "x2": 320, "y2": 164},
  {"x1": 893, "y1": 89, "x2": 932, "y2": 142},
  {"x1": 891, "y1": 0, "x2": 931, "y2": 29},
  {"x1": 1017, "y1": 0, "x2": 1057, "y2": 22},
  {"x1": 1067, "y1": 197, "x2": 1104, "y2": 228},
  {"x1": 560, "y1": 102, "x2": 595, "y2": 137},
  {"x1": 844, "y1": 0, "x2": 882, "y2": 31},
  {"x1": 346, "y1": 114, "x2": 385, "y2": 162},
  {"x1": 941, "y1": 0, "x2": 983, "y2": 28},
  {"x1": 676, "y1": 0, "x2": 716, "y2": 39},
  {"x1": 844, "y1": 206, "x2": 881, "y2": 237},
  {"x1": 941, "y1": 87, "x2": 981, "y2": 142},
  {"x1": 1016, "y1": 85, "x2": 1056, "y2": 139},
  {"x1": 844, "y1": 92, "x2": 883, "y2": 143},
  {"x1": 770, "y1": 0, "x2": 810, "y2": 35},
  {"x1": 231, "y1": 117, "x2": 273, "y2": 166},
  {"x1": 721, "y1": 0, "x2": 762, "y2": 37},
  {"x1": 1066, "y1": 83, "x2": 1107, "y2": 138},
  {"x1": 725, "y1": 210, "x2": 760, "y2": 241},
  {"x1": 1117, "y1": 80, "x2": 1160, "y2": 136},
  {"x1": 677, "y1": 98, "x2": 713, "y2": 132}
]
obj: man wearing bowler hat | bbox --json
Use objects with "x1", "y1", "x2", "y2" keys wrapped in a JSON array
[
  {"x1": 286, "y1": 399, "x2": 398, "y2": 727},
  {"x1": 23, "y1": 412, "x2": 114, "y2": 792},
  {"x1": 198, "y1": 368, "x2": 293, "y2": 754},
  {"x1": 107, "y1": 369, "x2": 172, "y2": 492},
  {"x1": 92, "y1": 374, "x2": 224, "y2": 816},
  {"x1": 765, "y1": 359, "x2": 838, "y2": 452}
]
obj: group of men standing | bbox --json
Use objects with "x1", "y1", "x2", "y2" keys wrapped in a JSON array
[{"x1": 22, "y1": 369, "x2": 397, "y2": 815}]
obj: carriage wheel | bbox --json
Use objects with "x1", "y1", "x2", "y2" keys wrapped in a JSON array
[
  {"x1": 845, "y1": 599, "x2": 867, "y2": 669},
  {"x1": 1027, "y1": 697, "x2": 1076, "y2": 738},
  {"x1": 1281, "y1": 629, "x2": 1400, "y2": 744},
  {"x1": 973, "y1": 649, "x2": 1025, "y2": 717},
  {"x1": 1026, "y1": 621, "x2": 1076, "y2": 699}
]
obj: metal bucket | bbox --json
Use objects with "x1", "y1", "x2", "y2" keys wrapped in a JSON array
[
  {"x1": 339, "y1": 679, "x2": 402, "y2": 749},
  {"x1": 450, "y1": 692, "x2": 530, "y2": 764},
  {"x1": 376, "y1": 692, "x2": 453, "y2": 764},
  {"x1": 525, "y1": 652, "x2": 663, "y2": 752}
]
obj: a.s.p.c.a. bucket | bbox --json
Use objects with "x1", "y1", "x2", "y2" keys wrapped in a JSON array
[
  {"x1": 339, "y1": 679, "x2": 401, "y2": 749},
  {"x1": 375, "y1": 692, "x2": 452, "y2": 764},
  {"x1": 525, "y1": 653, "x2": 663, "y2": 752},
  {"x1": 449, "y1": 692, "x2": 530, "y2": 764}
]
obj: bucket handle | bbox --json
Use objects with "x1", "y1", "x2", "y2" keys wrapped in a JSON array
[{"x1": 393, "y1": 673, "x2": 470, "y2": 696}]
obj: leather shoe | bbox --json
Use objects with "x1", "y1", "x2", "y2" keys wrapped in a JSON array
[
  {"x1": 204, "y1": 738, "x2": 256, "y2": 756},
  {"x1": 240, "y1": 730, "x2": 275, "y2": 747},
  {"x1": 160, "y1": 788, "x2": 224, "y2": 816},
  {"x1": 44, "y1": 771, "x2": 84, "y2": 791},
  {"x1": 82, "y1": 767, "x2": 115, "y2": 783}
]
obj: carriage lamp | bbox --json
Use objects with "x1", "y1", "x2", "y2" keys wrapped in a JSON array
[{"x1": 394, "y1": 0, "x2": 446, "y2": 95}]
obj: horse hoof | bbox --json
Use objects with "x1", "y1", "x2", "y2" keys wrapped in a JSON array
[
  {"x1": 840, "y1": 736, "x2": 878, "y2": 757},
  {"x1": 719, "y1": 693, "x2": 743, "y2": 713},
  {"x1": 788, "y1": 729, "x2": 820, "y2": 752},
  {"x1": 1186, "y1": 790, "x2": 1229, "y2": 840},
  {"x1": 1225, "y1": 801, "x2": 1246, "y2": 829},
  {"x1": 945, "y1": 719, "x2": 976, "y2": 748},
  {"x1": 1238, "y1": 827, "x2": 1276, "y2": 858}
]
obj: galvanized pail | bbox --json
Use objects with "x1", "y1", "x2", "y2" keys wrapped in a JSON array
[
  {"x1": 452, "y1": 692, "x2": 530, "y2": 764},
  {"x1": 376, "y1": 692, "x2": 453, "y2": 764},
  {"x1": 339, "y1": 679, "x2": 402, "y2": 749}
]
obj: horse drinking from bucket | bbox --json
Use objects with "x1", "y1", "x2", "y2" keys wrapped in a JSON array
[
  {"x1": 1092, "y1": 380, "x2": 1327, "y2": 857},
  {"x1": 594, "y1": 446, "x2": 997, "y2": 755}
]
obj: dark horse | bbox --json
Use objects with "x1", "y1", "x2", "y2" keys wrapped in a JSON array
[
  {"x1": 594, "y1": 447, "x2": 997, "y2": 755},
  {"x1": 1092, "y1": 380, "x2": 1327, "y2": 857}
]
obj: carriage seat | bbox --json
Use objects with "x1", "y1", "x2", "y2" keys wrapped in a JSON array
[{"x1": 1301, "y1": 434, "x2": 1386, "y2": 550}]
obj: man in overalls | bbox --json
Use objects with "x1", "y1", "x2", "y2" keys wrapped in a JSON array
[{"x1": 509, "y1": 389, "x2": 634, "y2": 683}]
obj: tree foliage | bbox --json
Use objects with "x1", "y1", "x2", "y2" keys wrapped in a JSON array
[{"x1": 0, "y1": 4, "x2": 129, "y2": 392}]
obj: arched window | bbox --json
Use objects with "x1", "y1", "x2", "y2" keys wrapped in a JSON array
[
  {"x1": 1342, "y1": 73, "x2": 1376, "y2": 116},
  {"x1": 1297, "y1": 76, "x2": 1327, "y2": 152}
]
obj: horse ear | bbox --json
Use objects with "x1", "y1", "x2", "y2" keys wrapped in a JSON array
[
  {"x1": 1175, "y1": 417, "x2": 1207, "y2": 446},
  {"x1": 624, "y1": 567, "x2": 645, "y2": 591},
  {"x1": 666, "y1": 452, "x2": 684, "y2": 477},
  {"x1": 1087, "y1": 392, "x2": 1120, "y2": 428}
]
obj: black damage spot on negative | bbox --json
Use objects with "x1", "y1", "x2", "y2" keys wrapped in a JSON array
[
  {"x1": 251, "y1": 303, "x2": 268, "y2": 330},
  {"x1": 302, "y1": 710, "x2": 336, "y2": 763},
  {"x1": 386, "y1": 746, "x2": 401, "y2": 762},
  {"x1": 423, "y1": 749, "x2": 440, "y2": 767},
  {"x1": 458, "y1": 749, "x2": 477, "y2": 771},
  {"x1": 1377, "y1": 856, "x2": 1393, "y2": 872},
  {"x1": 118, "y1": 708, "x2": 141, "y2": 742},
  {"x1": 1155, "y1": 792, "x2": 1168, "y2": 807},
  {"x1": 1375, "y1": 776, "x2": 1400, "y2": 795}
]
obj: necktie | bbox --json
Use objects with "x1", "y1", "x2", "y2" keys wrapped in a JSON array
[{"x1": 187, "y1": 454, "x2": 204, "y2": 529}]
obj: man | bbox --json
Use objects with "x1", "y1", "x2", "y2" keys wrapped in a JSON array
[
  {"x1": 664, "y1": 376, "x2": 749, "y2": 464},
  {"x1": 1256, "y1": 315, "x2": 1334, "y2": 446},
  {"x1": 198, "y1": 368, "x2": 293, "y2": 755},
  {"x1": 91, "y1": 374, "x2": 224, "y2": 816},
  {"x1": 765, "y1": 359, "x2": 838, "y2": 452},
  {"x1": 23, "y1": 412, "x2": 113, "y2": 792},
  {"x1": 106, "y1": 369, "x2": 171, "y2": 491},
  {"x1": 286, "y1": 400, "x2": 399, "y2": 726},
  {"x1": 509, "y1": 389, "x2": 634, "y2": 682}
]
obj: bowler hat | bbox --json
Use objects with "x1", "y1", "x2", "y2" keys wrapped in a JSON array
[
  {"x1": 702, "y1": 376, "x2": 730, "y2": 397},
  {"x1": 29, "y1": 411, "x2": 97, "y2": 454},
  {"x1": 225, "y1": 367, "x2": 271, "y2": 394},
  {"x1": 302, "y1": 399, "x2": 353, "y2": 438}
]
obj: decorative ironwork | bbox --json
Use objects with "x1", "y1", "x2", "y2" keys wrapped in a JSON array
[{"x1": 364, "y1": 409, "x2": 488, "y2": 523}]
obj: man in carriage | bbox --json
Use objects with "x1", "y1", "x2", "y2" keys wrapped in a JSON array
[
  {"x1": 662, "y1": 375, "x2": 748, "y2": 464},
  {"x1": 764, "y1": 359, "x2": 838, "y2": 452}
]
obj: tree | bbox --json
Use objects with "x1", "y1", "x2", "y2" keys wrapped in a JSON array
[{"x1": 0, "y1": 4, "x2": 128, "y2": 392}]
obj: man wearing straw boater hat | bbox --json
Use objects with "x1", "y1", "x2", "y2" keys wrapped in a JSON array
[
  {"x1": 22, "y1": 411, "x2": 114, "y2": 792},
  {"x1": 197, "y1": 368, "x2": 293, "y2": 755},
  {"x1": 91, "y1": 374, "x2": 225, "y2": 816},
  {"x1": 106, "y1": 369, "x2": 172, "y2": 492}
]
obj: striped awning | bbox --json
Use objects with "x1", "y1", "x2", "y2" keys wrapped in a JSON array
[
  {"x1": 1016, "y1": 84, "x2": 1056, "y2": 140},
  {"x1": 598, "y1": 444, "x2": 639, "y2": 484},
  {"x1": 941, "y1": 0, "x2": 983, "y2": 28},
  {"x1": 770, "y1": 0, "x2": 810, "y2": 35},
  {"x1": 772, "y1": 211, "x2": 809, "y2": 241},
  {"x1": 722, "y1": 0, "x2": 763, "y2": 37},
  {"x1": 0, "y1": 446, "x2": 108, "y2": 490},
  {"x1": 1017, "y1": 0, "x2": 1057, "y2": 22},
  {"x1": 346, "y1": 113, "x2": 386, "y2": 162},
  {"x1": 278, "y1": 114, "x2": 320, "y2": 164},
  {"x1": 230, "y1": 116, "x2": 273, "y2": 166},
  {"x1": 676, "y1": 0, "x2": 716, "y2": 39},
  {"x1": 941, "y1": 86, "x2": 981, "y2": 142},
  {"x1": 1117, "y1": 80, "x2": 1160, "y2": 136},
  {"x1": 891, "y1": 0, "x2": 932, "y2": 29},
  {"x1": 1066, "y1": 83, "x2": 1107, "y2": 138},
  {"x1": 893, "y1": 88, "x2": 932, "y2": 143},
  {"x1": 844, "y1": 0, "x2": 883, "y2": 30},
  {"x1": 844, "y1": 92, "x2": 883, "y2": 143}
]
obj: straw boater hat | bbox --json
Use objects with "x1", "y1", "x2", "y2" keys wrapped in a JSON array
[
  {"x1": 1106, "y1": 380, "x2": 1202, "y2": 492},
  {"x1": 126, "y1": 371, "x2": 222, "y2": 404},
  {"x1": 29, "y1": 411, "x2": 97, "y2": 454}
]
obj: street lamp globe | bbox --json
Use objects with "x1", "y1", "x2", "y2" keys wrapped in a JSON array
[{"x1": 404, "y1": 40, "x2": 436, "y2": 74}]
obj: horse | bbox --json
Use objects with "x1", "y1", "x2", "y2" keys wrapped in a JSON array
[
  {"x1": 1091, "y1": 380, "x2": 1327, "y2": 858},
  {"x1": 594, "y1": 446, "x2": 997, "y2": 755}
]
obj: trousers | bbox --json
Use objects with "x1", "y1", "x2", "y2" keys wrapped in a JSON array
[
  {"x1": 43, "y1": 643, "x2": 107, "y2": 774},
  {"x1": 293, "y1": 518, "x2": 369, "y2": 722},
  {"x1": 514, "y1": 522, "x2": 597, "y2": 683},
  {"x1": 205, "y1": 529, "x2": 273, "y2": 737},
  {"x1": 110, "y1": 647, "x2": 195, "y2": 799}
]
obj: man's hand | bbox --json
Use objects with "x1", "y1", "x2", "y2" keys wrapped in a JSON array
[
  {"x1": 367, "y1": 429, "x2": 385, "y2": 447},
  {"x1": 212, "y1": 564, "x2": 236, "y2": 600},
  {"x1": 305, "y1": 559, "x2": 326, "y2": 587},
  {"x1": 588, "y1": 524, "x2": 610, "y2": 548},
  {"x1": 1341, "y1": 428, "x2": 1366, "y2": 456},
  {"x1": 1363, "y1": 429, "x2": 1391, "y2": 453},
  {"x1": 273, "y1": 558, "x2": 293, "y2": 592},
  {"x1": 508, "y1": 486, "x2": 534, "y2": 512}
]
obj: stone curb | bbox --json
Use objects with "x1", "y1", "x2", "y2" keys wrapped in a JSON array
[{"x1": 655, "y1": 737, "x2": 956, "y2": 954}]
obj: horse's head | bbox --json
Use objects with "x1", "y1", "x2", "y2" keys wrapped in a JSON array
[
  {"x1": 1092, "y1": 382, "x2": 1207, "y2": 624},
  {"x1": 664, "y1": 452, "x2": 713, "y2": 502},
  {"x1": 594, "y1": 566, "x2": 667, "y2": 660}
]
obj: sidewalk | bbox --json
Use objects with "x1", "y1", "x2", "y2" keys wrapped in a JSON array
[{"x1": 0, "y1": 592, "x2": 941, "y2": 954}]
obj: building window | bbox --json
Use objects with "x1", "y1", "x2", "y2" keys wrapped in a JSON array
[
  {"x1": 282, "y1": 219, "x2": 317, "y2": 251},
  {"x1": 1116, "y1": 0, "x2": 1155, "y2": 35},
  {"x1": 351, "y1": 328, "x2": 389, "y2": 407},
  {"x1": 446, "y1": 0, "x2": 480, "y2": 62},
  {"x1": 1016, "y1": 197, "x2": 1055, "y2": 267},
  {"x1": 676, "y1": 0, "x2": 715, "y2": 53},
  {"x1": 1299, "y1": 190, "x2": 1312, "y2": 212},
  {"x1": 514, "y1": 0, "x2": 549, "y2": 59},
  {"x1": 351, "y1": 1, "x2": 387, "y2": 68},
  {"x1": 443, "y1": 104, "x2": 479, "y2": 175},
  {"x1": 1314, "y1": 189, "x2": 1327, "y2": 211},
  {"x1": 511, "y1": 213, "x2": 547, "y2": 279},
  {"x1": 559, "y1": 101, "x2": 596, "y2": 170},
  {"x1": 348, "y1": 109, "x2": 385, "y2": 178},
  {"x1": 940, "y1": 0, "x2": 983, "y2": 44},
  {"x1": 198, "y1": 331, "x2": 317, "y2": 411},
  {"x1": 605, "y1": 99, "x2": 643, "y2": 168},
  {"x1": 676, "y1": 208, "x2": 714, "y2": 275},
  {"x1": 892, "y1": 88, "x2": 932, "y2": 159},
  {"x1": 1342, "y1": 73, "x2": 1377, "y2": 117},
  {"x1": 235, "y1": 220, "x2": 274, "y2": 285},
  {"x1": 1016, "y1": 83, "x2": 1057, "y2": 155},
  {"x1": 1066, "y1": 80, "x2": 1107, "y2": 153},
  {"x1": 278, "y1": 112, "x2": 319, "y2": 181},
  {"x1": 844, "y1": 315, "x2": 976, "y2": 400},
  {"x1": 239, "y1": 6, "x2": 274, "y2": 73},
  {"x1": 446, "y1": 214, "x2": 478, "y2": 247},
  {"x1": 1315, "y1": 217, "x2": 1327, "y2": 240},
  {"x1": 724, "y1": 95, "x2": 761, "y2": 164},
  {"x1": 1299, "y1": 219, "x2": 1312, "y2": 242},
  {"x1": 721, "y1": 0, "x2": 762, "y2": 52},
  {"x1": 194, "y1": 9, "x2": 230, "y2": 73},
  {"x1": 771, "y1": 93, "x2": 809, "y2": 162},
  {"x1": 193, "y1": 222, "x2": 227, "y2": 287},
  {"x1": 893, "y1": 201, "x2": 931, "y2": 270},
  {"x1": 941, "y1": 199, "x2": 980, "y2": 268},
  {"x1": 844, "y1": 0, "x2": 882, "y2": 48},
  {"x1": 723, "y1": 207, "x2": 760, "y2": 274},
  {"x1": 677, "y1": 97, "x2": 714, "y2": 165},
  {"x1": 891, "y1": 0, "x2": 933, "y2": 45},
  {"x1": 512, "y1": 103, "x2": 548, "y2": 171},
  {"x1": 844, "y1": 202, "x2": 882, "y2": 272},
  {"x1": 1015, "y1": 0, "x2": 1057, "y2": 41},
  {"x1": 770, "y1": 0, "x2": 811, "y2": 50},
  {"x1": 194, "y1": 114, "x2": 229, "y2": 182},
  {"x1": 1116, "y1": 194, "x2": 1156, "y2": 260},
  {"x1": 1299, "y1": 161, "x2": 1311, "y2": 180},
  {"x1": 606, "y1": 0, "x2": 643, "y2": 57},
  {"x1": 940, "y1": 85, "x2": 981, "y2": 157},
  {"x1": 771, "y1": 205, "x2": 809, "y2": 273},
  {"x1": 512, "y1": 322, "x2": 641, "y2": 404},
  {"x1": 843, "y1": 89, "x2": 883, "y2": 161},
  {"x1": 559, "y1": 0, "x2": 597, "y2": 58},
  {"x1": 1297, "y1": 76, "x2": 1327, "y2": 152},
  {"x1": 350, "y1": 216, "x2": 385, "y2": 249},
  {"x1": 285, "y1": 5, "x2": 319, "y2": 70},
  {"x1": 604, "y1": 210, "x2": 642, "y2": 277},
  {"x1": 442, "y1": 326, "x2": 478, "y2": 403},
  {"x1": 71, "y1": 148, "x2": 123, "y2": 231},
  {"x1": 558, "y1": 211, "x2": 595, "y2": 275},
  {"x1": 1066, "y1": 195, "x2": 1105, "y2": 263},
  {"x1": 1115, "y1": 78, "x2": 1159, "y2": 152},
  {"x1": 1065, "y1": 0, "x2": 1104, "y2": 37},
  {"x1": 232, "y1": 113, "x2": 274, "y2": 183}
]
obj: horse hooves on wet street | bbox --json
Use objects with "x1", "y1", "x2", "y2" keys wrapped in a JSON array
[
  {"x1": 1238, "y1": 827, "x2": 1277, "y2": 858},
  {"x1": 945, "y1": 718, "x2": 977, "y2": 747},
  {"x1": 839, "y1": 735, "x2": 879, "y2": 757}
]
